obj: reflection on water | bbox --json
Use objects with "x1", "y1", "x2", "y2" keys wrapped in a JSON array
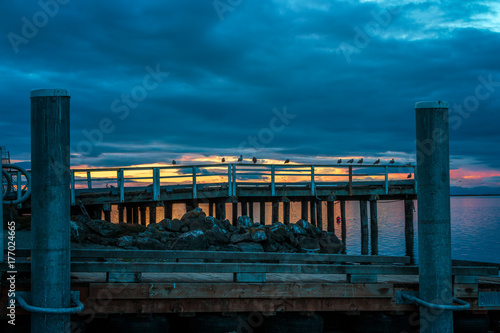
[{"x1": 109, "y1": 196, "x2": 500, "y2": 264}]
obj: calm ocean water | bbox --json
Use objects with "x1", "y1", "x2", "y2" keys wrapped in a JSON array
[{"x1": 111, "y1": 196, "x2": 500, "y2": 264}]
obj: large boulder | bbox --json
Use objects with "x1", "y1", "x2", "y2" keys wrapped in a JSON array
[
  {"x1": 135, "y1": 237, "x2": 166, "y2": 250},
  {"x1": 288, "y1": 223, "x2": 308, "y2": 236},
  {"x1": 230, "y1": 232, "x2": 252, "y2": 244},
  {"x1": 205, "y1": 228, "x2": 230, "y2": 246},
  {"x1": 160, "y1": 218, "x2": 184, "y2": 232},
  {"x1": 70, "y1": 218, "x2": 91, "y2": 243},
  {"x1": 318, "y1": 232, "x2": 342, "y2": 254},
  {"x1": 237, "y1": 216, "x2": 253, "y2": 228},
  {"x1": 86, "y1": 219, "x2": 121, "y2": 238},
  {"x1": 249, "y1": 229, "x2": 267, "y2": 242},
  {"x1": 267, "y1": 223, "x2": 291, "y2": 243},
  {"x1": 117, "y1": 235, "x2": 136, "y2": 248},
  {"x1": 171, "y1": 229, "x2": 208, "y2": 251}
]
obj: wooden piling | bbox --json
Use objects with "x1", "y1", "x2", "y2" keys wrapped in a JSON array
[
  {"x1": 217, "y1": 200, "x2": 226, "y2": 221},
  {"x1": 241, "y1": 200, "x2": 248, "y2": 216},
  {"x1": 283, "y1": 198, "x2": 290, "y2": 226},
  {"x1": 360, "y1": 200, "x2": 369, "y2": 255},
  {"x1": 316, "y1": 200, "x2": 323, "y2": 230},
  {"x1": 310, "y1": 199, "x2": 316, "y2": 226},
  {"x1": 260, "y1": 200, "x2": 266, "y2": 224},
  {"x1": 301, "y1": 199, "x2": 308, "y2": 221},
  {"x1": 133, "y1": 205, "x2": 139, "y2": 224},
  {"x1": 232, "y1": 202, "x2": 238, "y2": 225},
  {"x1": 126, "y1": 205, "x2": 133, "y2": 224},
  {"x1": 370, "y1": 200, "x2": 378, "y2": 255},
  {"x1": 208, "y1": 200, "x2": 214, "y2": 217},
  {"x1": 404, "y1": 199, "x2": 415, "y2": 263},
  {"x1": 340, "y1": 200, "x2": 346, "y2": 254},
  {"x1": 272, "y1": 200, "x2": 279, "y2": 224},
  {"x1": 248, "y1": 201, "x2": 254, "y2": 221},
  {"x1": 118, "y1": 205, "x2": 124, "y2": 223},
  {"x1": 164, "y1": 201, "x2": 173, "y2": 220},
  {"x1": 103, "y1": 210, "x2": 111, "y2": 223},
  {"x1": 327, "y1": 195, "x2": 335, "y2": 234},
  {"x1": 149, "y1": 205, "x2": 157, "y2": 224},
  {"x1": 140, "y1": 206, "x2": 147, "y2": 226}
]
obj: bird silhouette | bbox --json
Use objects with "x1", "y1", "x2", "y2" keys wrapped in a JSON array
[
  {"x1": 357, "y1": 158, "x2": 363, "y2": 164},
  {"x1": 237, "y1": 155, "x2": 243, "y2": 162},
  {"x1": 337, "y1": 159, "x2": 342, "y2": 164},
  {"x1": 172, "y1": 159, "x2": 176, "y2": 165},
  {"x1": 252, "y1": 157, "x2": 257, "y2": 164},
  {"x1": 221, "y1": 157, "x2": 225, "y2": 163},
  {"x1": 374, "y1": 159, "x2": 380, "y2": 165},
  {"x1": 407, "y1": 173, "x2": 412, "y2": 178},
  {"x1": 389, "y1": 159, "x2": 395, "y2": 164},
  {"x1": 405, "y1": 163, "x2": 412, "y2": 167},
  {"x1": 347, "y1": 159, "x2": 354, "y2": 163},
  {"x1": 284, "y1": 159, "x2": 290, "y2": 164}
]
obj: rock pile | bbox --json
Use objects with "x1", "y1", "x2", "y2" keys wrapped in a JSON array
[{"x1": 70, "y1": 207, "x2": 342, "y2": 253}]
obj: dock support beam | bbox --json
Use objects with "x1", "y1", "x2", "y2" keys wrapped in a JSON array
[
  {"x1": 283, "y1": 197, "x2": 290, "y2": 225},
  {"x1": 103, "y1": 204, "x2": 111, "y2": 223},
  {"x1": 248, "y1": 201, "x2": 254, "y2": 221},
  {"x1": 149, "y1": 205, "x2": 157, "y2": 224},
  {"x1": 415, "y1": 101, "x2": 452, "y2": 332},
  {"x1": 208, "y1": 200, "x2": 214, "y2": 217},
  {"x1": 316, "y1": 199, "x2": 323, "y2": 230},
  {"x1": 370, "y1": 199, "x2": 378, "y2": 255},
  {"x1": 340, "y1": 200, "x2": 347, "y2": 254},
  {"x1": 140, "y1": 206, "x2": 147, "y2": 225},
  {"x1": 260, "y1": 200, "x2": 266, "y2": 224},
  {"x1": 310, "y1": 199, "x2": 316, "y2": 226},
  {"x1": 133, "y1": 205, "x2": 139, "y2": 224},
  {"x1": 405, "y1": 199, "x2": 415, "y2": 263},
  {"x1": 327, "y1": 195, "x2": 335, "y2": 234},
  {"x1": 301, "y1": 199, "x2": 308, "y2": 221},
  {"x1": 241, "y1": 200, "x2": 248, "y2": 216},
  {"x1": 31, "y1": 88, "x2": 71, "y2": 332},
  {"x1": 217, "y1": 199, "x2": 226, "y2": 221},
  {"x1": 272, "y1": 200, "x2": 279, "y2": 224},
  {"x1": 126, "y1": 205, "x2": 133, "y2": 223},
  {"x1": 360, "y1": 200, "x2": 369, "y2": 255},
  {"x1": 118, "y1": 204, "x2": 125, "y2": 223},
  {"x1": 232, "y1": 201, "x2": 238, "y2": 225},
  {"x1": 164, "y1": 201, "x2": 173, "y2": 220}
]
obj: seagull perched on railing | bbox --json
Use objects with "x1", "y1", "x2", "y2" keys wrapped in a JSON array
[
  {"x1": 374, "y1": 159, "x2": 380, "y2": 165},
  {"x1": 284, "y1": 159, "x2": 290, "y2": 164},
  {"x1": 407, "y1": 173, "x2": 412, "y2": 178},
  {"x1": 357, "y1": 158, "x2": 363, "y2": 164},
  {"x1": 347, "y1": 159, "x2": 354, "y2": 163},
  {"x1": 172, "y1": 159, "x2": 176, "y2": 165},
  {"x1": 221, "y1": 157, "x2": 225, "y2": 163},
  {"x1": 389, "y1": 158, "x2": 395, "y2": 164},
  {"x1": 252, "y1": 157, "x2": 257, "y2": 164},
  {"x1": 237, "y1": 155, "x2": 243, "y2": 162},
  {"x1": 337, "y1": 158, "x2": 342, "y2": 164}
]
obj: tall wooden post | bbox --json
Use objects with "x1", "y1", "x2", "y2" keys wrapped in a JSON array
[
  {"x1": 360, "y1": 200, "x2": 369, "y2": 255},
  {"x1": 241, "y1": 200, "x2": 248, "y2": 216},
  {"x1": 232, "y1": 201, "x2": 238, "y2": 225},
  {"x1": 140, "y1": 206, "x2": 147, "y2": 225},
  {"x1": 272, "y1": 200, "x2": 279, "y2": 224},
  {"x1": 248, "y1": 201, "x2": 254, "y2": 221},
  {"x1": 416, "y1": 101, "x2": 452, "y2": 331},
  {"x1": 126, "y1": 205, "x2": 133, "y2": 223},
  {"x1": 133, "y1": 205, "x2": 139, "y2": 224},
  {"x1": 283, "y1": 198, "x2": 290, "y2": 225},
  {"x1": 118, "y1": 204, "x2": 125, "y2": 223},
  {"x1": 208, "y1": 200, "x2": 214, "y2": 217}
]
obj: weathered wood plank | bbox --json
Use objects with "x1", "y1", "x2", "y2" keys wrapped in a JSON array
[{"x1": 87, "y1": 283, "x2": 395, "y2": 299}]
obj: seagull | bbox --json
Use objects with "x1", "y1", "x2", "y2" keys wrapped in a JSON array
[
  {"x1": 389, "y1": 158, "x2": 395, "y2": 164},
  {"x1": 357, "y1": 158, "x2": 363, "y2": 164},
  {"x1": 407, "y1": 173, "x2": 412, "y2": 178},
  {"x1": 374, "y1": 159, "x2": 380, "y2": 165},
  {"x1": 284, "y1": 159, "x2": 290, "y2": 164},
  {"x1": 172, "y1": 159, "x2": 176, "y2": 165},
  {"x1": 405, "y1": 163, "x2": 412, "y2": 167},
  {"x1": 347, "y1": 159, "x2": 354, "y2": 163},
  {"x1": 252, "y1": 157, "x2": 257, "y2": 164},
  {"x1": 337, "y1": 159, "x2": 342, "y2": 164},
  {"x1": 237, "y1": 155, "x2": 243, "y2": 162},
  {"x1": 221, "y1": 157, "x2": 225, "y2": 163}
]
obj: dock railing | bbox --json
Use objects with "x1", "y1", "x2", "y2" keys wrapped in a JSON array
[{"x1": 70, "y1": 163, "x2": 416, "y2": 205}]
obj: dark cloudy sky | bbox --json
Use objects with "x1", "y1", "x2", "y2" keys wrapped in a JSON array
[{"x1": 1, "y1": 0, "x2": 500, "y2": 193}]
